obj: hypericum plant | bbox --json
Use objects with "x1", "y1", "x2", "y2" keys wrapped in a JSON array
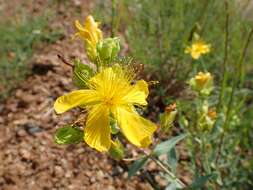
[
  {"x1": 54, "y1": 15, "x2": 158, "y2": 154},
  {"x1": 54, "y1": 14, "x2": 191, "y2": 189}
]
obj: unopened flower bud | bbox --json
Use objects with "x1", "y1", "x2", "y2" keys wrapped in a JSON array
[
  {"x1": 160, "y1": 103, "x2": 177, "y2": 132},
  {"x1": 97, "y1": 37, "x2": 120, "y2": 62}
]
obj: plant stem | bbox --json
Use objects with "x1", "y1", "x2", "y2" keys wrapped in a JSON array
[
  {"x1": 149, "y1": 155, "x2": 186, "y2": 188},
  {"x1": 215, "y1": 26, "x2": 253, "y2": 164},
  {"x1": 239, "y1": 27, "x2": 253, "y2": 87},
  {"x1": 143, "y1": 171, "x2": 162, "y2": 190},
  {"x1": 57, "y1": 54, "x2": 74, "y2": 68},
  {"x1": 217, "y1": 0, "x2": 229, "y2": 113},
  {"x1": 111, "y1": 0, "x2": 117, "y2": 37},
  {"x1": 201, "y1": 135, "x2": 211, "y2": 173}
]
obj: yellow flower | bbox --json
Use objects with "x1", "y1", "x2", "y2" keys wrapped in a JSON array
[
  {"x1": 75, "y1": 15, "x2": 103, "y2": 61},
  {"x1": 189, "y1": 72, "x2": 213, "y2": 95},
  {"x1": 54, "y1": 66, "x2": 157, "y2": 152},
  {"x1": 195, "y1": 72, "x2": 212, "y2": 88},
  {"x1": 185, "y1": 40, "x2": 211, "y2": 59}
]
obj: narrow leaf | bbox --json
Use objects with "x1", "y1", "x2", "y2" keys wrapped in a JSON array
[
  {"x1": 167, "y1": 147, "x2": 178, "y2": 173},
  {"x1": 128, "y1": 156, "x2": 148, "y2": 178},
  {"x1": 190, "y1": 174, "x2": 213, "y2": 189},
  {"x1": 153, "y1": 134, "x2": 187, "y2": 156}
]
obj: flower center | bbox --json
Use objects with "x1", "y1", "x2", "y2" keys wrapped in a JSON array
[{"x1": 103, "y1": 97, "x2": 115, "y2": 106}]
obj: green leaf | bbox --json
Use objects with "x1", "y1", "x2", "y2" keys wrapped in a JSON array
[
  {"x1": 153, "y1": 134, "x2": 187, "y2": 156},
  {"x1": 167, "y1": 147, "x2": 178, "y2": 173},
  {"x1": 128, "y1": 156, "x2": 148, "y2": 178},
  {"x1": 165, "y1": 181, "x2": 182, "y2": 190},
  {"x1": 190, "y1": 174, "x2": 214, "y2": 189},
  {"x1": 54, "y1": 125, "x2": 83, "y2": 145},
  {"x1": 73, "y1": 59, "x2": 94, "y2": 88}
]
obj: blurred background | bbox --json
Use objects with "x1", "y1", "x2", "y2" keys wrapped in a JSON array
[{"x1": 0, "y1": 0, "x2": 252, "y2": 189}]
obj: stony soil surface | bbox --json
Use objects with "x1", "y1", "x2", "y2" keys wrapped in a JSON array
[{"x1": 0, "y1": 0, "x2": 152, "y2": 189}]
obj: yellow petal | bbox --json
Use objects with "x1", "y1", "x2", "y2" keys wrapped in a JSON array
[
  {"x1": 75, "y1": 20, "x2": 85, "y2": 32},
  {"x1": 54, "y1": 90, "x2": 99, "y2": 114},
  {"x1": 74, "y1": 16, "x2": 103, "y2": 49},
  {"x1": 135, "y1": 80, "x2": 149, "y2": 97},
  {"x1": 113, "y1": 106, "x2": 157, "y2": 147},
  {"x1": 191, "y1": 52, "x2": 201, "y2": 59},
  {"x1": 84, "y1": 104, "x2": 111, "y2": 152},
  {"x1": 84, "y1": 15, "x2": 103, "y2": 43},
  {"x1": 121, "y1": 80, "x2": 149, "y2": 106},
  {"x1": 85, "y1": 15, "x2": 98, "y2": 30}
]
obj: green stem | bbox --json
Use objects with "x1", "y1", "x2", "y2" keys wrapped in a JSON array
[
  {"x1": 224, "y1": 27, "x2": 253, "y2": 129},
  {"x1": 150, "y1": 156, "x2": 186, "y2": 188},
  {"x1": 111, "y1": 0, "x2": 117, "y2": 37},
  {"x1": 201, "y1": 135, "x2": 211, "y2": 173},
  {"x1": 199, "y1": 58, "x2": 207, "y2": 71},
  {"x1": 217, "y1": 0, "x2": 229, "y2": 113},
  {"x1": 215, "y1": 26, "x2": 253, "y2": 164},
  {"x1": 239, "y1": 27, "x2": 253, "y2": 87}
]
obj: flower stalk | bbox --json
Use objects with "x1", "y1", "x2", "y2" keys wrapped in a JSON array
[{"x1": 217, "y1": 0, "x2": 229, "y2": 113}]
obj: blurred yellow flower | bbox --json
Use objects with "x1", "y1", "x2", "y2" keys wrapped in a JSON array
[
  {"x1": 195, "y1": 72, "x2": 212, "y2": 87},
  {"x1": 185, "y1": 40, "x2": 211, "y2": 59},
  {"x1": 54, "y1": 66, "x2": 157, "y2": 152},
  {"x1": 189, "y1": 72, "x2": 213, "y2": 95},
  {"x1": 75, "y1": 15, "x2": 103, "y2": 61}
]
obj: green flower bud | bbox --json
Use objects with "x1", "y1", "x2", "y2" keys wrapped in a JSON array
[
  {"x1": 97, "y1": 37, "x2": 120, "y2": 62},
  {"x1": 197, "y1": 102, "x2": 217, "y2": 132},
  {"x1": 160, "y1": 103, "x2": 177, "y2": 132},
  {"x1": 109, "y1": 139, "x2": 125, "y2": 160}
]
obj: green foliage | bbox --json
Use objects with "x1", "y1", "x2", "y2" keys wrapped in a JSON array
[
  {"x1": 95, "y1": 0, "x2": 253, "y2": 82},
  {"x1": 0, "y1": 12, "x2": 62, "y2": 100},
  {"x1": 73, "y1": 59, "x2": 94, "y2": 88},
  {"x1": 54, "y1": 125, "x2": 84, "y2": 145},
  {"x1": 167, "y1": 147, "x2": 177, "y2": 173},
  {"x1": 128, "y1": 156, "x2": 148, "y2": 178},
  {"x1": 153, "y1": 134, "x2": 187, "y2": 156},
  {"x1": 189, "y1": 174, "x2": 216, "y2": 190}
]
